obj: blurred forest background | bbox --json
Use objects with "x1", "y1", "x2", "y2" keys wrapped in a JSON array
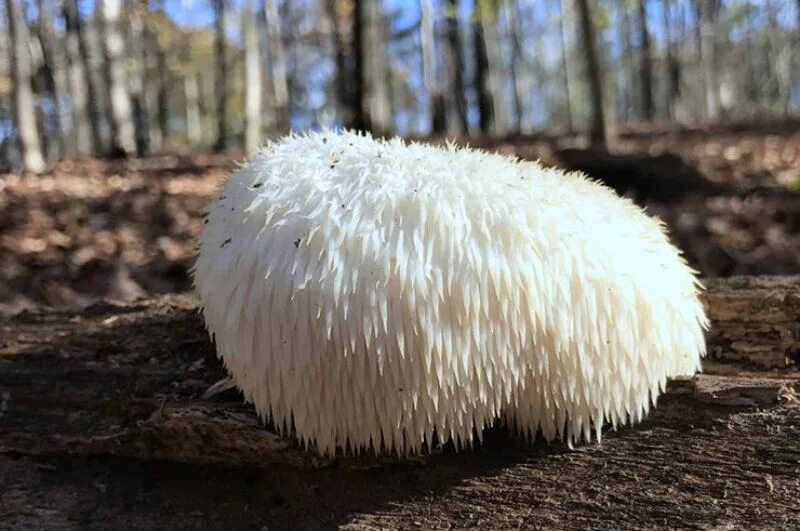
[{"x1": 0, "y1": 0, "x2": 799, "y2": 314}]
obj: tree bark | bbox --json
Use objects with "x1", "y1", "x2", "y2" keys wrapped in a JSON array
[
  {"x1": 5, "y1": 0, "x2": 46, "y2": 173},
  {"x1": 243, "y1": 0, "x2": 262, "y2": 156},
  {"x1": 444, "y1": 0, "x2": 469, "y2": 135},
  {"x1": 264, "y1": 0, "x2": 289, "y2": 133},
  {"x1": 213, "y1": 0, "x2": 228, "y2": 152},
  {"x1": 99, "y1": 0, "x2": 136, "y2": 156},
  {"x1": 575, "y1": 0, "x2": 608, "y2": 148}
]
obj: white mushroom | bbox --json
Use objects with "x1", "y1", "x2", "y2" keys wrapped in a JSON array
[{"x1": 194, "y1": 131, "x2": 708, "y2": 457}]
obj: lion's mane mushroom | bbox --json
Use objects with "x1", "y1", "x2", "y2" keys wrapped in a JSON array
[{"x1": 193, "y1": 131, "x2": 708, "y2": 457}]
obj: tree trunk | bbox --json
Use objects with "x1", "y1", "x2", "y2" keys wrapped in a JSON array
[
  {"x1": 62, "y1": 0, "x2": 94, "y2": 155},
  {"x1": 152, "y1": 0, "x2": 169, "y2": 147},
  {"x1": 5, "y1": 0, "x2": 46, "y2": 173},
  {"x1": 325, "y1": 0, "x2": 363, "y2": 131},
  {"x1": 36, "y1": 0, "x2": 72, "y2": 158},
  {"x1": 1, "y1": 277, "x2": 798, "y2": 483},
  {"x1": 473, "y1": 15, "x2": 492, "y2": 135},
  {"x1": 99, "y1": 0, "x2": 136, "y2": 156},
  {"x1": 213, "y1": 0, "x2": 228, "y2": 152},
  {"x1": 264, "y1": 0, "x2": 289, "y2": 133},
  {"x1": 557, "y1": 0, "x2": 574, "y2": 134},
  {"x1": 126, "y1": 3, "x2": 150, "y2": 155},
  {"x1": 575, "y1": 0, "x2": 608, "y2": 148},
  {"x1": 419, "y1": 0, "x2": 445, "y2": 134},
  {"x1": 636, "y1": 0, "x2": 654, "y2": 121},
  {"x1": 661, "y1": 0, "x2": 679, "y2": 120},
  {"x1": 358, "y1": 0, "x2": 392, "y2": 135},
  {"x1": 444, "y1": 0, "x2": 469, "y2": 135},
  {"x1": 184, "y1": 72, "x2": 202, "y2": 146},
  {"x1": 695, "y1": 0, "x2": 719, "y2": 120},
  {"x1": 504, "y1": 0, "x2": 524, "y2": 135},
  {"x1": 243, "y1": 0, "x2": 262, "y2": 156}
]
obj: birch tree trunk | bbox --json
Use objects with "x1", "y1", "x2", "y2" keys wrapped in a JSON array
[
  {"x1": 99, "y1": 0, "x2": 136, "y2": 155},
  {"x1": 243, "y1": 0, "x2": 262, "y2": 156},
  {"x1": 575, "y1": 0, "x2": 608, "y2": 148},
  {"x1": 419, "y1": 0, "x2": 445, "y2": 134},
  {"x1": 63, "y1": 0, "x2": 96, "y2": 155},
  {"x1": 264, "y1": 0, "x2": 289, "y2": 133},
  {"x1": 5, "y1": 0, "x2": 46, "y2": 173}
]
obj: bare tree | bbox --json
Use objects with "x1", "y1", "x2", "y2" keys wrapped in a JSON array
[
  {"x1": 325, "y1": 0, "x2": 362, "y2": 130},
  {"x1": 213, "y1": 0, "x2": 228, "y2": 151},
  {"x1": 263, "y1": 0, "x2": 289, "y2": 133},
  {"x1": 661, "y1": 0, "x2": 680, "y2": 119},
  {"x1": 444, "y1": 0, "x2": 469, "y2": 134},
  {"x1": 99, "y1": 0, "x2": 136, "y2": 155},
  {"x1": 636, "y1": 0, "x2": 654, "y2": 120},
  {"x1": 575, "y1": 0, "x2": 608, "y2": 147},
  {"x1": 151, "y1": 0, "x2": 168, "y2": 148},
  {"x1": 64, "y1": 0, "x2": 102, "y2": 154},
  {"x1": 504, "y1": 0, "x2": 524, "y2": 134},
  {"x1": 473, "y1": 0, "x2": 507, "y2": 135},
  {"x1": 358, "y1": 0, "x2": 392, "y2": 135},
  {"x1": 419, "y1": 0, "x2": 445, "y2": 134},
  {"x1": 126, "y1": 1, "x2": 150, "y2": 155},
  {"x1": 695, "y1": 0, "x2": 720, "y2": 120},
  {"x1": 557, "y1": 0, "x2": 574, "y2": 133},
  {"x1": 35, "y1": 0, "x2": 72, "y2": 158},
  {"x1": 243, "y1": 0, "x2": 261, "y2": 156},
  {"x1": 184, "y1": 72, "x2": 202, "y2": 146},
  {"x1": 5, "y1": 0, "x2": 46, "y2": 173}
]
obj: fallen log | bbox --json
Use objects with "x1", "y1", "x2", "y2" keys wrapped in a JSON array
[
  {"x1": 0, "y1": 276, "x2": 796, "y2": 470},
  {"x1": 0, "y1": 277, "x2": 799, "y2": 528}
]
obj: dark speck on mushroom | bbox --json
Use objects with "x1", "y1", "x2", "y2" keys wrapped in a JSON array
[
  {"x1": 294, "y1": 237, "x2": 302, "y2": 248},
  {"x1": 220, "y1": 238, "x2": 232, "y2": 248}
]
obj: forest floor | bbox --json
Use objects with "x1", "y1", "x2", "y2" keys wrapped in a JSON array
[
  {"x1": 1, "y1": 123, "x2": 800, "y2": 316},
  {"x1": 1, "y1": 124, "x2": 800, "y2": 528}
]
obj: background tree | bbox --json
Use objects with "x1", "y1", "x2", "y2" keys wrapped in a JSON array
[
  {"x1": 243, "y1": 0, "x2": 261, "y2": 156},
  {"x1": 5, "y1": 0, "x2": 46, "y2": 173},
  {"x1": 213, "y1": 0, "x2": 228, "y2": 151},
  {"x1": 576, "y1": 0, "x2": 608, "y2": 147},
  {"x1": 100, "y1": 0, "x2": 136, "y2": 155}
]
